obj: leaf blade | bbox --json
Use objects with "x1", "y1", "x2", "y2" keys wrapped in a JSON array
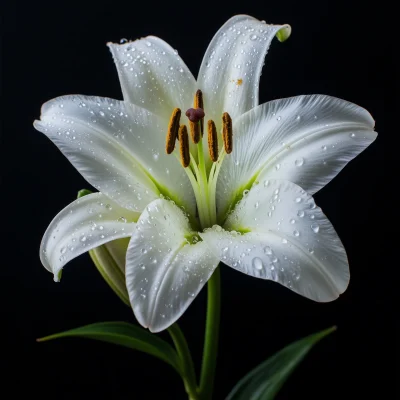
[
  {"x1": 37, "y1": 321, "x2": 182, "y2": 373},
  {"x1": 226, "y1": 326, "x2": 336, "y2": 400}
]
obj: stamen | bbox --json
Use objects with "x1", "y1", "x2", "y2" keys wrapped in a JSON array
[
  {"x1": 194, "y1": 90, "x2": 204, "y2": 133},
  {"x1": 178, "y1": 125, "x2": 190, "y2": 168},
  {"x1": 207, "y1": 120, "x2": 218, "y2": 162},
  {"x1": 222, "y1": 112, "x2": 233, "y2": 154},
  {"x1": 166, "y1": 108, "x2": 181, "y2": 154},
  {"x1": 189, "y1": 121, "x2": 201, "y2": 144}
]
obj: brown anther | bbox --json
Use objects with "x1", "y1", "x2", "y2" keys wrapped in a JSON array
[
  {"x1": 166, "y1": 108, "x2": 181, "y2": 154},
  {"x1": 189, "y1": 121, "x2": 201, "y2": 144},
  {"x1": 194, "y1": 90, "x2": 204, "y2": 133},
  {"x1": 178, "y1": 125, "x2": 190, "y2": 168},
  {"x1": 222, "y1": 112, "x2": 233, "y2": 154},
  {"x1": 207, "y1": 120, "x2": 218, "y2": 162}
]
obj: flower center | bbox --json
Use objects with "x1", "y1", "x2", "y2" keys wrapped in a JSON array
[{"x1": 165, "y1": 89, "x2": 233, "y2": 229}]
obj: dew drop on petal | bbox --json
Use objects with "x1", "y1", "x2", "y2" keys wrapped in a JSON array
[
  {"x1": 295, "y1": 157, "x2": 304, "y2": 167},
  {"x1": 311, "y1": 223, "x2": 320, "y2": 233},
  {"x1": 252, "y1": 257, "x2": 263, "y2": 270},
  {"x1": 264, "y1": 246, "x2": 272, "y2": 255},
  {"x1": 293, "y1": 230, "x2": 300, "y2": 237}
]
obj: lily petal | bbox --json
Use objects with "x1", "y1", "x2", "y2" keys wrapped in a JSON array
[
  {"x1": 34, "y1": 95, "x2": 196, "y2": 215},
  {"x1": 216, "y1": 95, "x2": 377, "y2": 220},
  {"x1": 108, "y1": 37, "x2": 196, "y2": 121},
  {"x1": 198, "y1": 15, "x2": 290, "y2": 126},
  {"x1": 40, "y1": 193, "x2": 138, "y2": 281},
  {"x1": 201, "y1": 180, "x2": 349, "y2": 302},
  {"x1": 126, "y1": 199, "x2": 219, "y2": 332}
]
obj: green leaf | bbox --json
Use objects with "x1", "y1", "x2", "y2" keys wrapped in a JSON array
[
  {"x1": 37, "y1": 321, "x2": 182, "y2": 374},
  {"x1": 226, "y1": 326, "x2": 336, "y2": 400}
]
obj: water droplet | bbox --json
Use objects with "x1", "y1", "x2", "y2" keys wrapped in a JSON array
[
  {"x1": 118, "y1": 216, "x2": 127, "y2": 223},
  {"x1": 276, "y1": 116, "x2": 281, "y2": 121},
  {"x1": 321, "y1": 145, "x2": 327, "y2": 151},
  {"x1": 243, "y1": 189, "x2": 249, "y2": 196},
  {"x1": 140, "y1": 264, "x2": 146, "y2": 270},
  {"x1": 295, "y1": 197, "x2": 302, "y2": 203},
  {"x1": 295, "y1": 157, "x2": 304, "y2": 167},
  {"x1": 250, "y1": 34, "x2": 258, "y2": 41},
  {"x1": 264, "y1": 246, "x2": 272, "y2": 255},
  {"x1": 222, "y1": 247, "x2": 229, "y2": 253},
  {"x1": 80, "y1": 236, "x2": 86, "y2": 242},
  {"x1": 282, "y1": 238, "x2": 288, "y2": 244},
  {"x1": 252, "y1": 257, "x2": 263, "y2": 270},
  {"x1": 311, "y1": 223, "x2": 320, "y2": 233},
  {"x1": 120, "y1": 38, "x2": 128, "y2": 44},
  {"x1": 293, "y1": 230, "x2": 300, "y2": 237},
  {"x1": 254, "y1": 201, "x2": 259, "y2": 209},
  {"x1": 275, "y1": 163, "x2": 281, "y2": 171},
  {"x1": 296, "y1": 115, "x2": 301, "y2": 121},
  {"x1": 105, "y1": 204, "x2": 112, "y2": 210},
  {"x1": 297, "y1": 210, "x2": 305, "y2": 217},
  {"x1": 290, "y1": 218, "x2": 296, "y2": 224},
  {"x1": 60, "y1": 247, "x2": 67, "y2": 254},
  {"x1": 350, "y1": 132, "x2": 356, "y2": 138}
]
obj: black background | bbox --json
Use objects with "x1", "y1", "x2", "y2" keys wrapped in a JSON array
[{"x1": 2, "y1": 0, "x2": 392, "y2": 399}]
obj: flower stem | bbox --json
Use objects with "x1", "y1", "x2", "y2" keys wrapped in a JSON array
[
  {"x1": 168, "y1": 323, "x2": 198, "y2": 399},
  {"x1": 198, "y1": 266, "x2": 221, "y2": 399}
]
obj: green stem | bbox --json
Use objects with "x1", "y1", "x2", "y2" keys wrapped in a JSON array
[
  {"x1": 199, "y1": 267, "x2": 221, "y2": 399},
  {"x1": 168, "y1": 323, "x2": 199, "y2": 400}
]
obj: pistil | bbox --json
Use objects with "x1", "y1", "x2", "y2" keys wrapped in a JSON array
[{"x1": 165, "y1": 91, "x2": 233, "y2": 229}]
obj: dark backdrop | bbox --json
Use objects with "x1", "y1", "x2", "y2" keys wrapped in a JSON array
[{"x1": 1, "y1": 0, "x2": 392, "y2": 399}]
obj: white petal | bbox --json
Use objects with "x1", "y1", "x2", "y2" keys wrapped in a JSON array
[
  {"x1": 108, "y1": 37, "x2": 196, "y2": 121},
  {"x1": 216, "y1": 95, "x2": 376, "y2": 220},
  {"x1": 40, "y1": 193, "x2": 137, "y2": 281},
  {"x1": 34, "y1": 95, "x2": 196, "y2": 215},
  {"x1": 198, "y1": 15, "x2": 290, "y2": 125},
  {"x1": 126, "y1": 199, "x2": 219, "y2": 332},
  {"x1": 201, "y1": 180, "x2": 349, "y2": 302}
]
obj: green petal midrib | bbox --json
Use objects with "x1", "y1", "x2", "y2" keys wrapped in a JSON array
[{"x1": 219, "y1": 122, "x2": 371, "y2": 225}]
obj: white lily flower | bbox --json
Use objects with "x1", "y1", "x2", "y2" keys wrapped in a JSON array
[{"x1": 34, "y1": 15, "x2": 377, "y2": 332}]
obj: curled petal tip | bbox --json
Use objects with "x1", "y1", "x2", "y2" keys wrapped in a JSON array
[{"x1": 276, "y1": 24, "x2": 291, "y2": 42}]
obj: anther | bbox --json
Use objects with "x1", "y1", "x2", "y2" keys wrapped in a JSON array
[
  {"x1": 207, "y1": 120, "x2": 218, "y2": 162},
  {"x1": 189, "y1": 120, "x2": 201, "y2": 144},
  {"x1": 178, "y1": 125, "x2": 190, "y2": 168},
  {"x1": 166, "y1": 108, "x2": 181, "y2": 154},
  {"x1": 194, "y1": 89, "x2": 204, "y2": 133},
  {"x1": 222, "y1": 112, "x2": 233, "y2": 154}
]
